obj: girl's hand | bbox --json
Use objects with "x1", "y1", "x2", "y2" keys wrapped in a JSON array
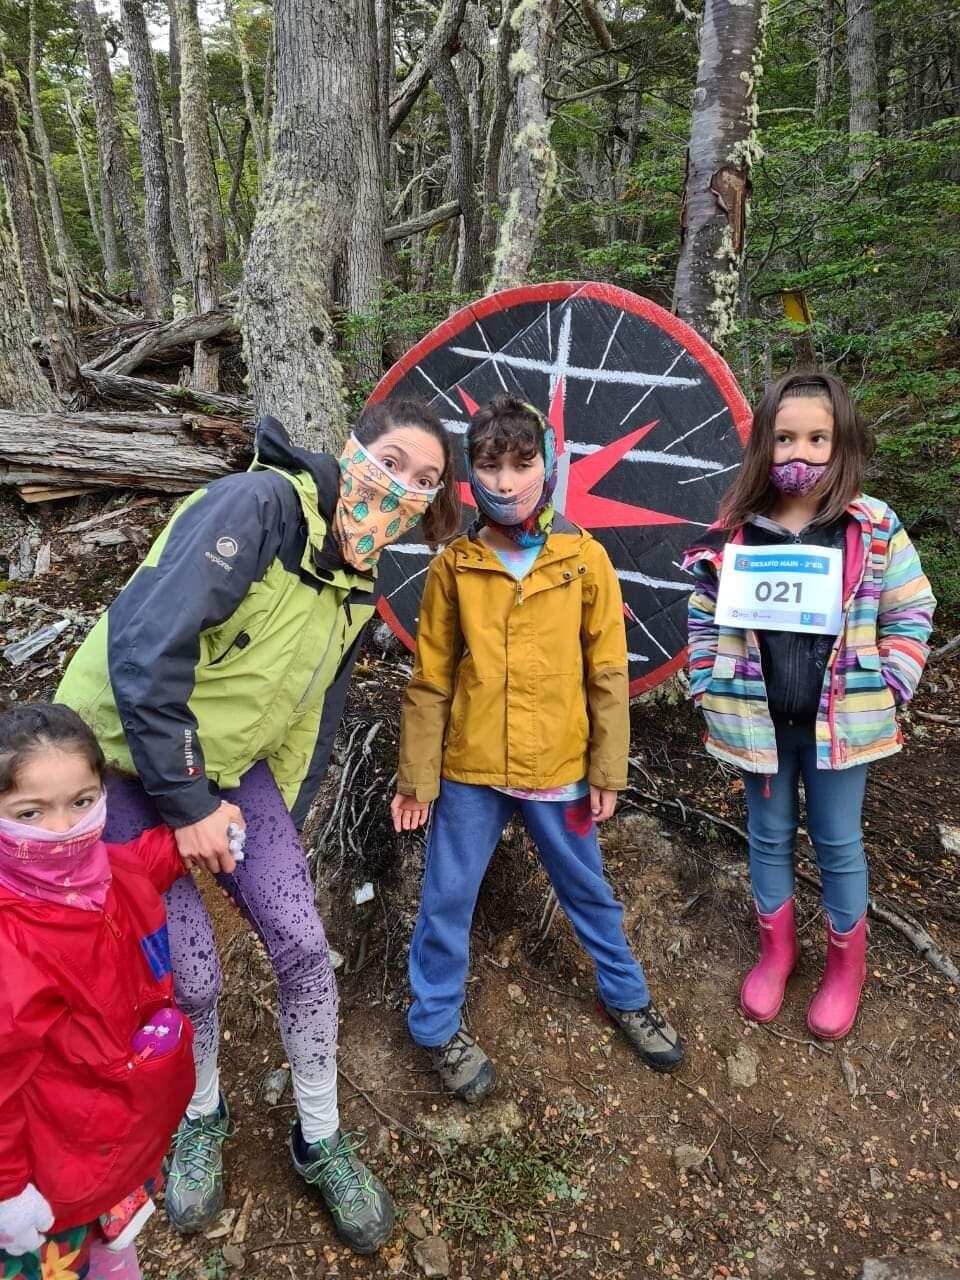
[
  {"x1": 0, "y1": 1183, "x2": 54, "y2": 1256},
  {"x1": 590, "y1": 786, "x2": 617, "y2": 823},
  {"x1": 390, "y1": 792, "x2": 431, "y2": 832},
  {"x1": 174, "y1": 801, "x2": 245, "y2": 875}
]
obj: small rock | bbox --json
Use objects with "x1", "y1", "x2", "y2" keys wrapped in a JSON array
[
  {"x1": 506, "y1": 983, "x2": 526, "y2": 1006},
  {"x1": 757, "y1": 1243, "x2": 788, "y2": 1276},
  {"x1": 413, "y1": 1235, "x2": 450, "y2": 1277},
  {"x1": 261, "y1": 1067, "x2": 290, "y2": 1106},
  {"x1": 726, "y1": 1045, "x2": 760, "y2": 1088},
  {"x1": 416, "y1": 1098, "x2": 523, "y2": 1146},
  {"x1": 222, "y1": 1244, "x2": 245, "y2": 1270},
  {"x1": 404, "y1": 1211, "x2": 427, "y2": 1240},
  {"x1": 939, "y1": 823, "x2": 960, "y2": 857},
  {"x1": 869, "y1": 1166, "x2": 884, "y2": 1190},
  {"x1": 328, "y1": 948, "x2": 344, "y2": 971},
  {"x1": 861, "y1": 1261, "x2": 960, "y2": 1279},
  {"x1": 672, "y1": 1143, "x2": 707, "y2": 1172},
  {"x1": 840, "y1": 1056, "x2": 858, "y2": 1098}
]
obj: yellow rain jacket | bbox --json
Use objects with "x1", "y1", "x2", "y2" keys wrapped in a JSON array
[{"x1": 397, "y1": 515, "x2": 629, "y2": 802}]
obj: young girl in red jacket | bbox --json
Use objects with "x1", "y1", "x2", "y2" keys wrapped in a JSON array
[{"x1": 0, "y1": 703, "x2": 196, "y2": 1280}]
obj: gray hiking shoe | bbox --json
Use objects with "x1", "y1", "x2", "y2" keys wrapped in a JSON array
[
  {"x1": 290, "y1": 1123, "x2": 395, "y2": 1254},
  {"x1": 164, "y1": 1095, "x2": 233, "y2": 1232},
  {"x1": 602, "y1": 1000, "x2": 684, "y2": 1073},
  {"x1": 427, "y1": 1023, "x2": 497, "y2": 1103}
]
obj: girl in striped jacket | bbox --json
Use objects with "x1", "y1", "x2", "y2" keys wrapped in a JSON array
[{"x1": 683, "y1": 372, "x2": 935, "y2": 1040}]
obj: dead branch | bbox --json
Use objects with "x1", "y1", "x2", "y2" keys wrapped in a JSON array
[
  {"x1": 929, "y1": 633, "x2": 960, "y2": 663},
  {"x1": 623, "y1": 775, "x2": 960, "y2": 986},
  {"x1": 86, "y1": 308, "x2": 238, "y2": 376},
  {"x1": 384, "y1": 198, "x2": 462, "y2": 243},
  {"x1": 82, "y1": 367, "x2": 250, "y2": 418}
]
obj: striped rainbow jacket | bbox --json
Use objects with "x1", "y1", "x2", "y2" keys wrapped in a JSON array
[{"x1": 682, "y1": 495, "x2": 936, "y2": 774}]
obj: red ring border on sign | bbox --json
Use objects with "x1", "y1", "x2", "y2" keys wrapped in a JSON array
[{"x1": 367, "y1": 281, "x2": 753, "y2": 696}]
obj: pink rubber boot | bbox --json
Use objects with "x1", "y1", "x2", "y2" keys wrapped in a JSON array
[
  {"x1": 739, "y1": 898, "x2": 799, "y2": 1023},
  {"x1": 806, "y1": 913, "x2": 867, "y2": 1040}
]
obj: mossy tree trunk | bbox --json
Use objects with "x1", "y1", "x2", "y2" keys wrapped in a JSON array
[
  {"x1": 74, "y1": 0, "x2": 165, "y2": 319},
  {"x1": 120, "y1": 0, "x2": 176, "y2": 300},
  {"x1": 346, "y1": 0, "x2": 386, "y2": 385},
  {"x1": 240, "y1": 0, "x2": 363, "y2": 447},
  {"x1": 0, "y1": 59, "x2": 81, "y2": 399},
  {"x1": 672, "y1": 0, "x2": 768, "y2": 349},
  {"x1": 172, "y1": 0, "x2": 222, "y2": 389},
  {"x1": 0, "y1": 216, "x2": 58, "y2": 411},
  {"x1": 846, "y1": 0, "x2": 879, "y2": 180},
  {"x1": 488, "y1": 0, "x2": 560, "y2": 293}
]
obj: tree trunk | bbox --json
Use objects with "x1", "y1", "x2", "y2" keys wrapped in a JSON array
[
  {"x1": 172, "y1": 0, "x2": 222, "y2": 390},
  {"x1": 0, "y1": 61, "x2": 82, "y2": 399},
  {"x1": 480, "y1": 2, "x2": 516, "y2": 265},
  {"x1": 430, "y1": 47, "x2": 482, "y2": 292},
  {"x1": 165, "y1": 2, "x2": 194, "y2": 281},
  {"x1": 488, "y1": 0, "x2": 560, "y2": 293},
  {"x1": 28, "y1": 0, "x2": 80, "y2": 312},
  {"x1": 375, "y1": 0, "x2": 394, "y2": 185},
  {"x1": 225, "y1": 0, "x2": 266, "y2": 199},
  {"x1": 846, "y1": 0, "x2": 879, "y2": 180},
  {"x1": 227, "y1": 116, "x2": 252, "y2": 245},
  {"x1": 98, "y1": 163, "x2": 122, "y2": 284},
  {"x1": 240, "y1": 0, "x2": 363, "y2": 446},
  {"x1": 672, "y1": 0, "x2": 767, "y2": 349},
  {"x1": 0, "y1": 219, "x2": 58, "y2": 411},
  {"x1": 813, "y1": 0, "x2": 835, "y2": 124},
  {"x1": 389, "y1": 0, "x2": 468, "y2": 136},
  {"x1": 261, "y1": 35, "x2": 275, "y2": 153},
  {"x1": 75, "y1": 0, "x2": 165, "y2": 319},
  {"x1": 120, "y1": 0, "x2": 175, "y2": 301},
  {"x1": 63, "y1": 90, "x2": 106, "y2": 264},
  {"x1": 346, "y1": 0, "x2": 386, "y2": 384}
]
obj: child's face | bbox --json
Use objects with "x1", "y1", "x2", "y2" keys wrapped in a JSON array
[
  {"x1": 367, "y1": 425, "x2": 445, "y2": 491},
  {"x1": 472, "y1": 447, "x2": 546, "y2": 521},
  {"x1": 0, "y1": 749, "x2": 101, "y2": 832},
  {"x1": 772, "y1": 396, "x2": 834, "y2": 467}
]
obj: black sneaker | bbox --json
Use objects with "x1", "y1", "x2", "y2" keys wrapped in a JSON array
[
  {"x1": 290, "y1": 1123, "x2": 394, "y2": 1254},
  {"x1": 426, "y1": 1023, "x2": 497, "y2": 1104},
  {"x1": 601, "y1": 1000, "x2": 685, "y2": 1073}
]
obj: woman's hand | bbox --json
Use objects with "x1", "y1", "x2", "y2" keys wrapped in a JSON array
[
  {"x1": 174, "y1": 801, "x2": 245, "y2": 875},
  {"x1": 390, "y1": 792, "x2": 431, "y2": 832},
  {"x1": 590, "y1": 786, "x2": 617, "y2": 823}
]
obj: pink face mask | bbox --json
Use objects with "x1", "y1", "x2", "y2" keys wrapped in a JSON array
[
  {"x1": 769, "y1": 460, "x2": 828, "y2": 496},
  {"x1": 0, "y1": 790, "x2": 111, "y2": 911}
]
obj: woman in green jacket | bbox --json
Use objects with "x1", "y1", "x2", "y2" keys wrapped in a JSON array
[{"x1": 57, "y1": 403, "x2": 460, "y2": 1255}]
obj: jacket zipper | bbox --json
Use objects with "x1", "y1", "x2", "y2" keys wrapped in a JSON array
[{"x1": 295, "y1": 600, "x2": 347, "y2": 712}]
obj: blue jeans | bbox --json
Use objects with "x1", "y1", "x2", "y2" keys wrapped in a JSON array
[
  {"x1": 408, "y1": 779, "x2": 651, "y2": 1046},
  {"x1": 742, "y1": 720, "x2": 869, "y2": 932}
]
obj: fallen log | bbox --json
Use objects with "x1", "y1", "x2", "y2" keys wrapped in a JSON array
[
  {"x1": 86, "y1": 308, "x2": 239, "y2": 376},
  {"x1": 0, "y1": 409, "x2": 243, "y2": 498},
  {"x1": 82, "y1": 367, "x2": 250, "y2": 417},
  {"x1": 384, "y1": 199, "x2": 461, "y2": 244}
]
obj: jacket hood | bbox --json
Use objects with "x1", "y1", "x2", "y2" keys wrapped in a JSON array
[
  {"x1": 252, "y1": 415, "x2": 341, "y2": 522},
  {"x1": 252, "y1": 415, "x2": 374, "y2": 585}
]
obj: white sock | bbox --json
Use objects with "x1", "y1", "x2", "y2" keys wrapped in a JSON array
[
  {"x1": 292, "y1": 1061, "x2": 340, "y2": 1144},
  {"x1": 186, "y1": 1054, "x2": 221, "y2": 1120}
]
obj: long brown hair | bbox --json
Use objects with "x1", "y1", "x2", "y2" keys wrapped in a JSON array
[
  {"x1": 718, "y1": 370, "x2": 872, "y2": 531},
  {"x1": 354, "y1": 397, "x2": 462, "y2": 543}
]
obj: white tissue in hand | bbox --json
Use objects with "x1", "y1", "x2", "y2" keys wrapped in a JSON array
[{"x1": 226, "y1": 821, "x2": 246, "y2": 862}]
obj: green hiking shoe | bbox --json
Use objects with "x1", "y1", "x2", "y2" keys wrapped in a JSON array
[
  {"x1": 290, "y1": 1123, "x2": 394, "y2": 1254},
  {"x1": 164, "y1": 1095, "x2": 233, "y2": 1232}
]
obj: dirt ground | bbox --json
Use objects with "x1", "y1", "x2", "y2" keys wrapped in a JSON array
[{"x1": 1, "y1": 492, "x2": 957, "y2": 1280}]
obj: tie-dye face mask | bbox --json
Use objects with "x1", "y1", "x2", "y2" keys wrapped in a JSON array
[
  {"x1": 333, "y1": 436, "x2": 441, "y2": 571},
  {"x1": 769, "y1": 459, "x2": 828, "y2": 496}
]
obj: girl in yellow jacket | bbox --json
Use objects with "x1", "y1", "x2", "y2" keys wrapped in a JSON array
[{"x1": 391, "y1": 395, "x2": 683, "y2": 1102}]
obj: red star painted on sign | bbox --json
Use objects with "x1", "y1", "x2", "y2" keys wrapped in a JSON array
[{"x1": 456, "y1": 381, "x2": 688, "y2": 530}]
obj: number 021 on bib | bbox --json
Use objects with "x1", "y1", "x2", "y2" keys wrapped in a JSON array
[{"x1": 715, "y1": 543, "x2": 843, "y2": 635}]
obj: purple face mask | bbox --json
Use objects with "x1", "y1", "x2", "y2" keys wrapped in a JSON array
[{"x1": 769, "y1": 460, "x2": 827, "y2": 496}]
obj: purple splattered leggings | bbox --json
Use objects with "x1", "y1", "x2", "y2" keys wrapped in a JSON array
[{"x1": 104, "y1": 762, "x2": 339, "y2": 1099}]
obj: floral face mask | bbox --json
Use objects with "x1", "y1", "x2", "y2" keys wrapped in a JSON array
[{"x1": 333, "y1": 435, "x2": 441, "y2": 571}]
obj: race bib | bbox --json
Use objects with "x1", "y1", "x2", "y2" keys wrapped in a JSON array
[{"x1": 715, "y1": 543, "x2": 842, "y2": 634}]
